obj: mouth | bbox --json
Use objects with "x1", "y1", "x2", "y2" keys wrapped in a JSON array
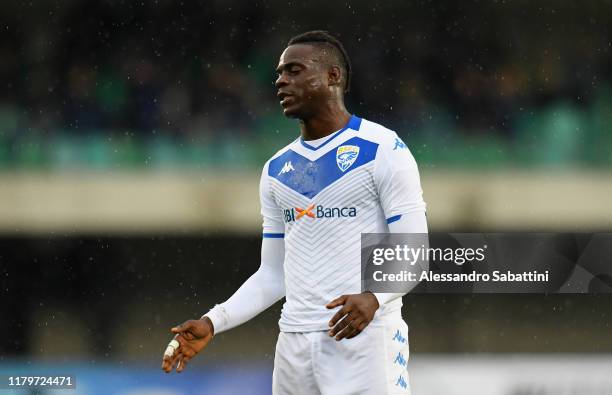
[{"x1": 277, "y1": 92, "x2": 294, "y2": 107}]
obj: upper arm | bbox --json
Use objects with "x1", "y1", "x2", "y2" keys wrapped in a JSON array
[
  {"x1": 374, "y1": 133, "x2": 426, "y2": 222},
  {"x1": 260, "y1": 161, "x2": 285, "y2": 237}
]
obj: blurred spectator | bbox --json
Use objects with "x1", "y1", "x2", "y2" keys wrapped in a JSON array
[{"x1": 0, "y1": 0, "x2": 611, "y2": 168}]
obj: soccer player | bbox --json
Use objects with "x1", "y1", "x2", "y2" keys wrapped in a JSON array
[{"x1": 161, "y1": 30, "x2": 427, "y2": 394}]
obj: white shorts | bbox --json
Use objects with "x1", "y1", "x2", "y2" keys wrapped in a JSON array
[{"x1": 272, "y1": 314, "x2": 411, "y2": 395}]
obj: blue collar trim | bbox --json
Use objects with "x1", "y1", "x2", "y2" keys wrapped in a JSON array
[{"x1": 299, "y1": 115, "x2": 362, "y2": 151}]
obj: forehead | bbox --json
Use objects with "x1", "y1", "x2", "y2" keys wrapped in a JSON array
[{"x1": 277, "y1": 43, "x2": 324, "y2": 67}]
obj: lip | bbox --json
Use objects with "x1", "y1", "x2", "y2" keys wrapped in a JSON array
[
  {"x1": 278, "y1": 92, "x2": 294, "y2": 106},
  {"x1": 280, "y1": 96, "x2": 294, "y2": 107},
  {"x1": 277, "y1": 91, "x2": 293, "y2": 100}
]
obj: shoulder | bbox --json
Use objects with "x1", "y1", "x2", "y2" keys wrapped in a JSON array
[
  {"x1": 262, "y1": 138, "x2": 299, "y2": 177},
  {"x1": 358, "y1": 117, "x2": 409, "y2": 154}
]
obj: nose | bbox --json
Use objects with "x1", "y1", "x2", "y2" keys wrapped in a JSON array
[{"x1": 275, "y1": 72, "x2": 288, "y2": 88}]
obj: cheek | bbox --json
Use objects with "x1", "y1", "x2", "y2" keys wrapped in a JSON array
[
  {"x1": 304, "y1": 76, "x2": 327, "y2": 97},
  {"x1": 307, "y1": 77, "x2": 322, "y2": 90}
]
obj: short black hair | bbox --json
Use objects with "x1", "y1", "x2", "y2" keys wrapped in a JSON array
[{"x1": 288, "y1": 30, "x2": 352, "y2": 93}]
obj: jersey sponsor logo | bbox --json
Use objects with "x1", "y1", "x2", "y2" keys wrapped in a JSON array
[
  {"x1": 295, "y1": 203, "x2": 315, "y2": 219},
  {"x1": 278, "y1": 161, "x2": 295, "y2": 175},
  {"x1": 283, "y1": 204, "x2": 357, "y2": 223},
  {"x1": 336, "y1": 145, "x2": 360, "y2": 172}
]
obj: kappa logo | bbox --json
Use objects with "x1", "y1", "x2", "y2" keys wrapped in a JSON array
[
  {"x1": 394, "y1": 351, "x2": 407, "y2": 367},
  {"x1": 278, "y1": 161, "x2": 295, "y2": 175},
  {"x1": 392, "y1": 329, "x2": 407, "y2": 344},
  {"x1": 393, "y1": 137, "x2": 407, "y2": 151},
  {"x1": 336, "y1": 145, "x2": 360, "y2": 172},
  {"x1": 395, "y1": 375, "x2": 408, "y2": 390}
]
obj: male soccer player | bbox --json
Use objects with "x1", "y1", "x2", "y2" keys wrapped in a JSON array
[{"x1": 161, "y1": 30, "x2": 427, "y2": 394}]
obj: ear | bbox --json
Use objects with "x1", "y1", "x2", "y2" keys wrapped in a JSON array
[{"x1": 327, "y1": 65, "x2": 343, "y2": 88}]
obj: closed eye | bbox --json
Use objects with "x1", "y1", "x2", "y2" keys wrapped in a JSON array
[{"x1": 276, "y1": 63, "x2": 304, "y2": 76}]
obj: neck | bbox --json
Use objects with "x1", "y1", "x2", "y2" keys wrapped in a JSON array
[{"x1": 299, "y1": 101, "x2": 351, "y2": 141}]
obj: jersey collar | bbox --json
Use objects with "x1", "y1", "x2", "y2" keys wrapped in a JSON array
[{"x1": 299, "y1": 114, "x2": 362, "y2": 151}]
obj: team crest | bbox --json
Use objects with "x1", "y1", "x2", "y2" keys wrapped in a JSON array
[{"x1": 336, "y1": 145, "x2": 360, "y2": 172}]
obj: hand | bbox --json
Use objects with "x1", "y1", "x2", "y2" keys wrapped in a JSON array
[
  {"x1": 326, "y1": 292, "x2": 380, "y2": 341},
  {"x1": 161, "y1": 317, "x2": 214, "y2": 373}
]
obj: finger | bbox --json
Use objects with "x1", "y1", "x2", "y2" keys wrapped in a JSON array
[
  {"x1": 175, "y1": 334, "x2": 200, "y2": 357},
  {"x1": 162, "y1": 338, "x2": 180, "y2": 372},
  {"x1": 329, "y1": 308, "x2": 350, "y2": 333},
  {"x1": 164, "y1": 338, "x2": 180, "y2": 357},
  {"x1": 181, "y1": 350, "x2": 194, "y2": 364},
  {"x1": 171, "y1": 320, "x2": 194, "y2": 334},
  {"x1": 326, "y1": 295, "x2": 348, "y2": 309},
  {"x1": 166, "y1": 343, "x2": 183, "y2": 373},
  {"x1": 345, "y1": 319, "x2": 366, "y2": 339},
  {"x1": 328, "y1": 306, "x2": 351, "y2": 328},
  {"x1": 174, "y1": 334, "x2": 200, "y2": 360},
  {"x1": 171, "y1": 352, "x2": 183, "y2": 372},
  {"x1": 162, "y1": 353, "x2": 173, "y2": 373},
  {"x1": 184, "y1": 345, "x2": 198, "y2": 358},
  {"x1": 176, "y1": 355, "x2": 188, "y2": 373},
  {"x1": 162, "y1": 350, "x2": 175, "y2": 372},
  {"x1": 176, "y1": 353, "x2": 195, "y2": 373},
  {"x1": 329, "y1": 313, "x2": 351, "y2": 337},
  {"x1": 174, "y1": 334, "x2": 188, "y2": 349},
  {"x1": 340, "y1": 324, "x2": 358, "y2": 341},
  {"x1": 334, "y1": 319, "x2": 357, "y2": 341}
]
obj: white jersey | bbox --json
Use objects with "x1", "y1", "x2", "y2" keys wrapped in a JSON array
[{"x1": 261, "y1": 115, "x2": 426, "y2": 332}]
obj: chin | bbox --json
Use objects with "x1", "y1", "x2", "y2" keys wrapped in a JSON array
[{"x1": 281, "y1": 105, "x2": 302, "y2": 119}]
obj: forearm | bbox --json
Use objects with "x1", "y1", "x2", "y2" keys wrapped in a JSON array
[
  {"x1": 204, "y1": 237, "x2": 285, "y2": 334},
  {"x1": 374, "y1": 210, "x2": 428, "y2": 306}
]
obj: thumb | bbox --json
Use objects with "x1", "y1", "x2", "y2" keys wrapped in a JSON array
[
  {"x1": 171, "y1": 321, "x2": 193, "y2": 334},
  {"x1": 326, "y1": 295, "x2": 348, "y2": 309}
]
